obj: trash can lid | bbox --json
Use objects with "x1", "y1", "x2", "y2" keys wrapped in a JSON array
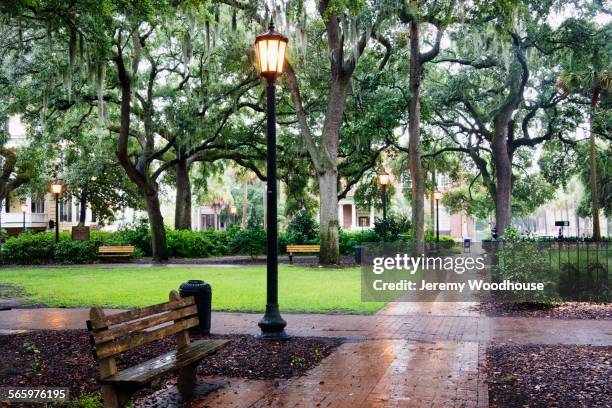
[{"x1": 179, "y1": 280, "x2": 211, "y2": 291}]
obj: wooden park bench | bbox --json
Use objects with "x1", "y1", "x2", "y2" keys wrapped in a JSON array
[
  {"x1": 97, "y1": 245, "x2": 135, "y2": 259},
  {"x1": 86, "y1": 290, "x2": 229, "y2": 408},
  {"x1": 286, "y1": 244, "x2": 320, "y2": 264}
]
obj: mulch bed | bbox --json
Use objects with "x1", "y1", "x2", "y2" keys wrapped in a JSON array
[
  {"x1": 478, "y1": 301, "x2": 611, "y2": 320},
  {"x1": 486, "y1": 344, "x2": 611, "y2": 407},
  {"x1": 0, "y1": 330, "x2": 341, "y2": 404}
]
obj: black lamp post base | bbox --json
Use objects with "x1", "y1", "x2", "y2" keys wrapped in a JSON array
[
  {"x1": 257, "y1": 330, "x2": 289, "y2": 340},
  {"x1": 258, "y1": 305, "x2": 288, "y2": 340}
]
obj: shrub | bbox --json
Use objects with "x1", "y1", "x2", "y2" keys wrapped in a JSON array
[
  {"x1": 54, "y1": 239, "x2": 99, "y2": 264},
  {"x1": 114, "y1": 218, "x2": 152, "y2": 256},
  {"x1": 1, "y1": 230, "x2": 146, "y2": 265},
  {"x1": 373, "y1": 213, "x2": 411, "y2": 242},
  {"x1": 286, "y1": 210, "x2": 319, "y2": 243},
  {"x1": 166, "y1": 229, "x2": 229, "y2": 258},
  {"x1": 229, "y1": 227, "x2": 266, "y2": 259},
  {"x1": 339, "y1": 229, "x2": 379, "y2": 255},
  {"x1": 2, "y1": 232, "x2": 61, "y2": 264},
  {"x1": 424, "y1": 232, "x2": 456, "y2": 243}
]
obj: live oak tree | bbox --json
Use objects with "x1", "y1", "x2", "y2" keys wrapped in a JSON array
[
  {"x1": 222, "y1": 0, "x2": 396, "y2": 263},
  {"x1": 428, "y1": 2, "x2": 588, "y2": 237},
  {"x1": 3, "y1": 1, "x2": 271, "y2": 259},
  {"x1": 282, "y1": 1, "x2": 393, "y2": 264},
  {"x1": 395, "y1": 0, "x2": 448, "y2": 252}
]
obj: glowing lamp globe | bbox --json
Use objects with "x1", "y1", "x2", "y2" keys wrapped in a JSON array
[
  {"x1": 51, "y1": 181, "x2": 63, "y2": 195},
  {"x1": 377, "y1": 171, "x2": 390, "y2": 186},
  {"x1": 433, "y1": 191, "x2": 443, "y2": 200},
  {"x1": 20, "y1": 202, "x2": 28, "y2": 213},
  {"x1": 255, "y1": 21, "x2": 288, "y2": 79}
]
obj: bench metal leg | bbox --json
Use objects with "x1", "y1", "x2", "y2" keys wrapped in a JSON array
[
  {"x1": 289, "y1": 253, "x2": 293, "y2": 264},
  {"x1": 177, "y1": 362, "x2": 198, "y2": 400}
]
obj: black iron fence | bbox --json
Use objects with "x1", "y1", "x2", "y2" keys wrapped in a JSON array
[{"x1": 488, "y1": 240, "x2": 610, "y2": 302}]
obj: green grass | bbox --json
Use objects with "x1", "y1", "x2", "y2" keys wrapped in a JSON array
[{"x1": 0, "y1": 265, "x2": 385, "y2": 314}]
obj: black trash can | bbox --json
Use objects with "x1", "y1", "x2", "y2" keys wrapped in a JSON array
[
  {"x1": 179, "y1": 280, "x2": 211, "y2": 334},
  {"x1": 355, "y1": 245, "x2": 363, "y2": 264}
]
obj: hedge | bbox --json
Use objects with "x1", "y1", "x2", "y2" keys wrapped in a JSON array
[
  {"x1": 1, "y1": 226, "x2": 457, "y2": 264},
  {"x1": 0, "y1": 228, "x2": 229, "y2": 265}
]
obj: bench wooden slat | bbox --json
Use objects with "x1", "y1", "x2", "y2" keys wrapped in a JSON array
[
  {"x1": 100, "y1": 339, "x2": 229, "y2": 385},
  {"x1": 91, "y1": 305, "x2": 198, "y2": 345},
  {"x1": 287, "y1": 245, "x2": 320, "y2": 251},
  {"x1": 95, "y1": 316, "x2": 200, "y2": 359},
  {"x1": 87, "y1": 297, "x2": 195, "y2": 331},
  {"x1": 97, "y1": 246, "x2": 135, "y2": 259}
]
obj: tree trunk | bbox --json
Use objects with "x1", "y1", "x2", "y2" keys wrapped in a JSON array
[
  {"x1": 114, "y1": 52, "x2": 168, "y2": 261},
  {"x1": 145, "y1": 191, "x2": 168, "y2": 262},
  {"x1": 174, "y1": 156, "x2": 192, "y2": 230},
  {"x1": 316, "y1": 76, "x2": 346, "y2": 265},
  {"x1": 589, "y1": 111, "x2": 600, "y2": 240},
  {"x1": 430, "y1": 171, "x2": 435, "y2": 231},
  {"x1": 408, "y1": 20, "x2": 425, "y2": 253},
  {"x1": 492, "y1": 125, "x2": 513, "y2": 236},
  {"x1": 319, "y1": 169, "x2": 339, "y2": 264},
  {"x1": 241, "y1": 182, "x2": 248, "y2": 228},
  {"x1": 78, "y1": 188, "x2": 87, "y2": 226}
]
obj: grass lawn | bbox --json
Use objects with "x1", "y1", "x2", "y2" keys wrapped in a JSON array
[{"x1": 0, "y1": 265, "x2": 385, "y2": 314}]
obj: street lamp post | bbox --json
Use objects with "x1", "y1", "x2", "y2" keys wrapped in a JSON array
[
  {"x1": 51, "y1": 181, "x2": 63, "y2": 244},
  {"x1": 254, "y1": 20, "x2": 289, "y2": 340},
  {"x1": 377, "y1": 171, "x2": 390, "y2": 242},
  {"x1": 434, "y1": 191, "x2": 442, "y2": 243},
  {"x1": 20, "y1": 202, "x2": 28, "y2": 233}
]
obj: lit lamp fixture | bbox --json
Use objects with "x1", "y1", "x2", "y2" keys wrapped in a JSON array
[
  {"x1": 230, "y1": 206, "x2": 237, "y2": 224},
  {"x1": 434, "y1": 191, "x2": 442, "y2": 243},
  {"x1": 20, "y1": 201, "x2": 28, "y2": 233},
  {"x1": 377, "y1": 171, "x2": 390, "y2": 186},
  {"x1": 255, "y1": 21, "x2": 288, "y2": 80},
  {"x1": 50, "y1": 180, "x2": 64, "y2": 243},
  {"x1": 255, "y1": 20, "x2": 289, "y2": 340},
  {"x1": 377, "y1": 171, "x2": 390, "y2": 242}
]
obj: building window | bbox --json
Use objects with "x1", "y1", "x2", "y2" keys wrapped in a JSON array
[
  {"x1": 201, "y1": 214, "x2": 214, "y2": 230},
  {"x1": 358, "y1": 216, "x2": 370, "y2": 227},
  {"x1": 3, "y1": 199, "x2": 8, "y2": 213},
  {"x1": 437, "y1": 174, "x2": 449, "y2": 188},
  {"x1": 75, "y1": 202, "x2": 82, "y2": 223},
  {"x1": 60, "y1": 197, "x2": 72, "y2": 222},
  {"x1": 31, "y1": 197, "x2": 45, "y2": 213}
]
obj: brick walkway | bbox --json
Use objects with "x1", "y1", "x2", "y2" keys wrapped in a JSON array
[{"x1": 1, "y1": 304, "x2": 610, "y2": 407}]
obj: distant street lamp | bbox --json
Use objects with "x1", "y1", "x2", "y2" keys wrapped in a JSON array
[
  {"x1": 434, "y1": 191, "x2": 442, "y2": 243},
  {"x1": 254, "y1": 20, "x2": 289, "y2": 340},
  {"x1": 378, "y1": 171, "x2": 390, "y2": 242},
  {"x1": 20, "y1": 201, "x2": 28, "y2": 233},
  {"x1": 51, "y1": 180, "x2": 63, "y2": 243}
]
